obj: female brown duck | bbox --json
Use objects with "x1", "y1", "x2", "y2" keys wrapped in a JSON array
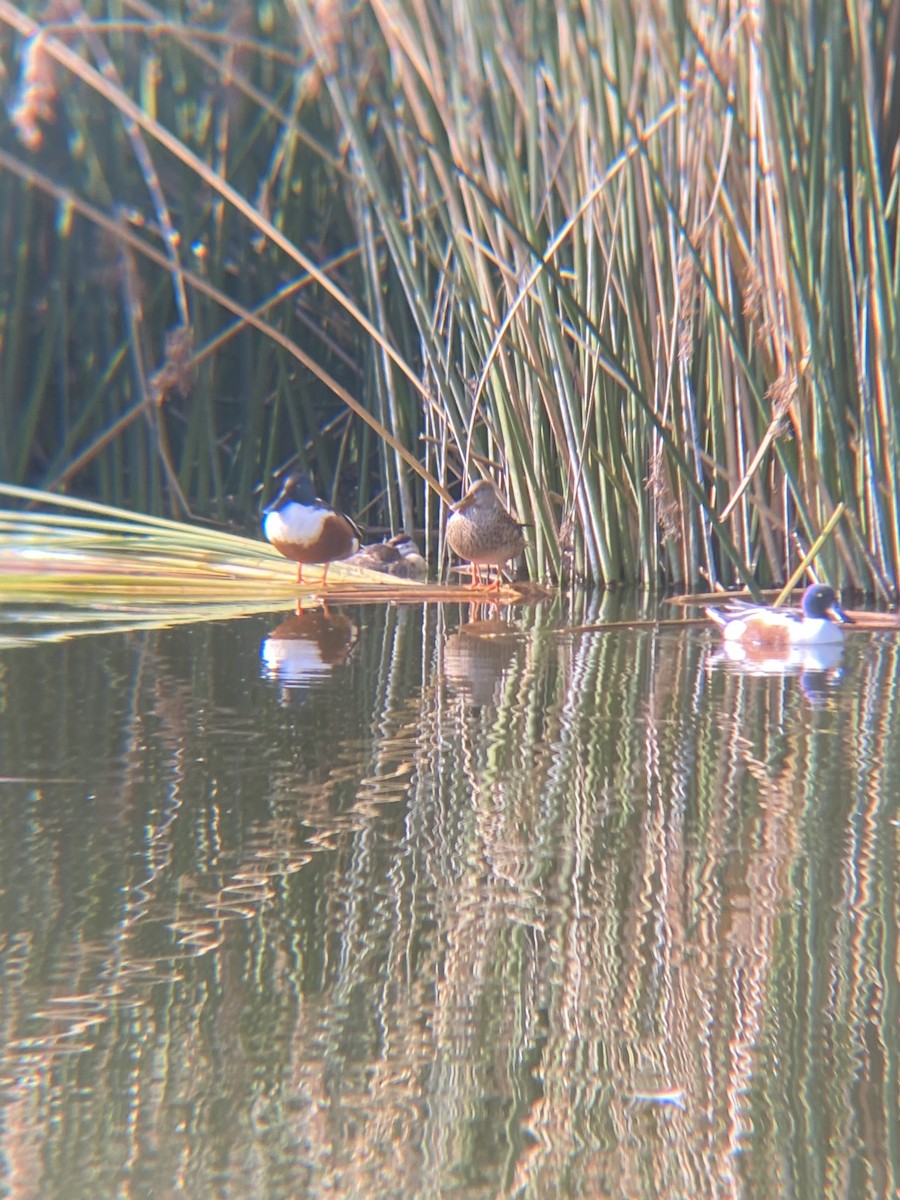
[{"x1": 445, "y1": 480, "x2": 526, "y2": 588}]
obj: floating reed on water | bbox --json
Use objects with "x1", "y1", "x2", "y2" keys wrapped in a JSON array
[{"x1": 0, "y1": 484, "x2": 418, "y2": 609}]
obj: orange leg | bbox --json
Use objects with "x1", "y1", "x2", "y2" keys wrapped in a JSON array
[{"x1": 296, "y1": 564, "x2": 304, "y2": 584}]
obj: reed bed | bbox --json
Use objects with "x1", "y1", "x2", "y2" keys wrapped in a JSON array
[{"x1": 0, "y1": 0, "x2": 897, "y2": 591}]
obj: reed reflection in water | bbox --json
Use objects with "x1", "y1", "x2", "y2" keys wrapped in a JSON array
[{"x1": 0, "y1": 594, "x2": 895, "y2": 1199}]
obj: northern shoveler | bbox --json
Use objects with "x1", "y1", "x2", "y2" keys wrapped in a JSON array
[
  {"x1": 705, "y1": 582, "x2": 851, "y2": 648},
  {"x1": 263, "y1": 471, "x2": 360, "y2": 583},
  {"x1": 348, "y1": 534, "x2": 427, "y2": 579},
  {"x1": 388, "y1": 534, "x2": 428, "y2": 580},
  {"x1": 445, "y1": 480, "x2": 526, "y2": 588}
]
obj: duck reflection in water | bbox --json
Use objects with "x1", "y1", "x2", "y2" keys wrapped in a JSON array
[
  {"x1": 708, "y1": 639, "x2": 847, "y2": 708},
  {"x1": 711, "y1": 638, "x2": 845, "y2": 675},
  {"x1": 261, "y1": 608, "x2": 358, "y2": 701},
  {"x1": 707, "y1": 627, "x2": 847, "y2": 710},
  {"x1": 709, "y1": 635, "x2": 846, "y2": 698},
  {"x1": 443, "y1": 616, "x2": 522, "y2": 706}
]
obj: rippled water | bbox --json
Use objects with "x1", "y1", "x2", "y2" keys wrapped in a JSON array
[{"x1": 0, "y1": 594, "x2": 896, "y2": 1198}]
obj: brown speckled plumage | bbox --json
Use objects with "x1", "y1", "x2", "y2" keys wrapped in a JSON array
[{"x1": 446, "y1": 480, "x2": 526, "y2": 587}]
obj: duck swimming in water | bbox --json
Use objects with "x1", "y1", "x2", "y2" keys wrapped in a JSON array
[{"x1": 705, "y1": 582, "x2": 850, "y2": 648}]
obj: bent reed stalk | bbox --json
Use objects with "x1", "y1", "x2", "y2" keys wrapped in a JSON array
[
  {"x1": 0, "y1": 483, "x2": 420, "y2": 605},
  {"x1": 0, "y1": 0, "x2": 896, "y2": 593}
]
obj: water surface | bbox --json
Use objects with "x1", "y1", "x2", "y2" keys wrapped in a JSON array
[{"x1": 0, "y1": 595, "x2": 896, "y2": 1198}]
